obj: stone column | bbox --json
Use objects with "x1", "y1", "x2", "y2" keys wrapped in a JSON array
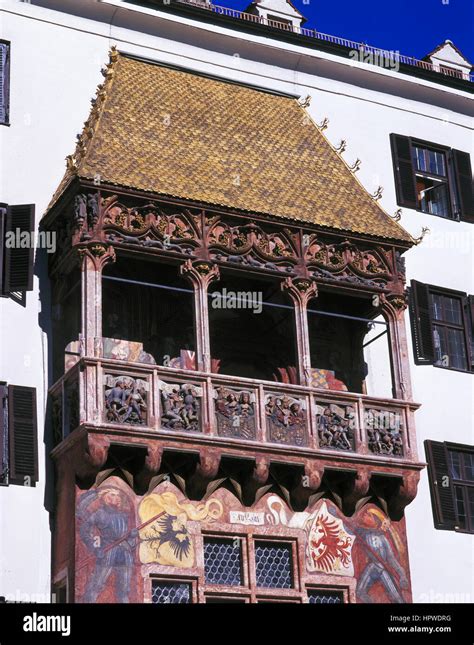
[
  {"x1": 77, "y1": 243, "x2": 116, "y2": 358},
  {"x1": 281, "y1": 277, "x2": 318, "y2": 386},
  {"x1": 180, "y1": 259, "x2": 220, "y2": 373},
  {"x1": 381, "y1": 294, "x2": 413, "y2": 401}
]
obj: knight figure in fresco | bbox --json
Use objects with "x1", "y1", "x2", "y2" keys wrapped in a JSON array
[
  {"x1": 356, "y1": 507, "x2": 408, "y2": 603},
  {"x1": 78, "y1": 486, "x2": 137, "y2": 603}
]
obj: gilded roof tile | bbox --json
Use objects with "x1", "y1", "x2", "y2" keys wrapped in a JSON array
[{"x1": 48, "y1": 52, "x2": 413, "y2": 243}]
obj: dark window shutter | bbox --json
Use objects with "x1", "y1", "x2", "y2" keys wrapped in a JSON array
[
  {"x1": 409, "y1": 280, "x2": 435, "y2": 364},
  {"x1": 390, "y1": 134, "x2": 417, "y2": 209},
  {"x1": 468, "y1": 294, "x2": 474, "y2": 369},
  {"x1": 0, "y1": 383, "x2": 7, "y2": 483},
  {"x1": 425, "y1": 440, "x2": 457, "y2": 530},
  {"x1": 3, "y1": 204, "x2": 35, "y2": 293},
  {"x1": 0, "y1": 205, "x2": 6, "y2": 296},
  {"x1": 7, "y1": 385, "x2": 38, "y2": 486},
  {"x1": 0, "y1": 42, "x2": 9, "y2": 125},
  {"x1": 452, "y1": 149, "x2": 473, "y2": 223}
]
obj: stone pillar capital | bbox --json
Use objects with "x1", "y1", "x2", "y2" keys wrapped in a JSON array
[{"x1": 281, "y1": 276, "x2": 318, "y2": 308}]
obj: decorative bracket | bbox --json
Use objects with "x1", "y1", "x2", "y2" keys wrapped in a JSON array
[
  {"x1": 281, "y1": 277, "x2": 318, "y2": 307},
  {"x1": 291, "y1": 461, "x2": 324, "y2": 511},
  {"x1": 188, "y1": 448, "x2": 221, "y2": 499},
  {"x1": 180, "y1": 259, "x2": 220, "y2": 288},
  {"x1": 388, "y1": 471, "x2": 420, "y2": 519},
  {"x1": 76, "y1": 242, "x2": 116, "y2": 272}
]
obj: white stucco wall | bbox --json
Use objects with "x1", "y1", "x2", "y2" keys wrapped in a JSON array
[{"x1": 0, "y1": 0, "x2": 472, "y2": 602}]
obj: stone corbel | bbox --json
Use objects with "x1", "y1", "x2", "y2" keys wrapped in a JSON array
[
  {"x1": 135, "y1": 443, "x2": 164, "y2": 492},
  {"x1": 242, "y1": 455, "x2": 270, "y2": 505},
  {"x1": 387, "y1": 471, "x2": 420, "y2": 519},
  {"x1": 187, "y1": 448, "x2": 221, "y2": 499},
  {"x1": 291, "y1": 460, "x2": 324, "y2": 511},
  {"x1": 342, "y1": 469, "x2": 371, "y2": 515},
  {"x1": 75, "y1": 433, "x2": 110, "y2": 482}
]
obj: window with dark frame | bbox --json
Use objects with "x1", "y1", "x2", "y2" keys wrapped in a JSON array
[
  {"x1": 0, "y1": 382, "x2": 38, "y2": 487},
  {"x1": 425, "y1": 441, "x2": 474, "y2": 534},
  {"x1": 203, "y1": 536, "x2": 243, "y2": 586},
  {"x1": 151, "y1": 533, "x2": 347, "y2": 603},
  {"x1": 0, "y1": 41, "x2": 10, "y2": 126},
  {"x1": 409, "y1": 280, "x2": 473, "y2": 373},
  {"x1": 390, "y1": 134, "x2": 473, "y2": 222},
  {"x1": 254, "y1": 541, "x2": 293, "y2": 589},
  {"x1": 151, "y1": 579, "x2": 192, "y2": 604},
  {"x1": 307, "y1": 589, "x2": 344, "y2": 604}
]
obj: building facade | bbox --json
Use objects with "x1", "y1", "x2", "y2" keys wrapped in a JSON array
[{"x1": 0, "y1": 0, "x2": 472, "y2": 604}]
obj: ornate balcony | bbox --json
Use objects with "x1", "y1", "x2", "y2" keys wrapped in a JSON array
[{"x1": 50, "y1": 354, "x2": 421, "y2": 516}]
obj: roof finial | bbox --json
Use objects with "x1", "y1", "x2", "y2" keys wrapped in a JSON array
[
  {"x1": 109, "y1": 45, "x2": 119, "y2": 63},
  {"x1": 390, "y1": 208, "x2": 402, "y2": 221},
  {"x1": 349, "y1": 158, "x2": 361, "y2": 172},
  {"x1": 334, "y1": 139, "x2": 347, "y2": 154},
  {"x1": 316, "y1": 117, "x2": 329, "y2": 131},
  {"x1": 298, "y1": 95, "x2": 311, "y2": 108},
  {"x1": 412, "y1": 226, "x2": 430, "y2": 245},
  {"x1": 371, "y1": 186, "x2": 384, "y2": 200}
]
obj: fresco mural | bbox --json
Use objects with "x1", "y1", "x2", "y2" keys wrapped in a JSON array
[
  {"x1": 76, "y1": 483, "x2": 138, "y2": 603},
  {"x1": 75, "y1": 476, "x2": 411, "y2": 603},
  {"x1": 138, "y1": 492, "x2": 223, "y2": 567}
]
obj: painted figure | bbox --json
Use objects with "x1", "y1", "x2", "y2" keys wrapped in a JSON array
[
  {"x1": 356, "y1": 507, "x2": 408, "y2": 603},
  {"x1": 78, "y1": 486, "x2": 137, "y2": 603}
]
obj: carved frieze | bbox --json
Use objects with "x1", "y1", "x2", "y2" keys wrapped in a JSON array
[
  {"x1": 160, "y1": 381, "x2": 202, "y2": 433},
  {"x1": 214, "y1": 386, "x2": 257, "y2": 440},
  {"x1": 104, "y1": 374, "x2": 148, "y2": 425},
  {"x1": 365, "y1": 408, "x2": 404, "y2": 457},
  {"x1": 305, "y1": 235, "x2": 392, "y2": 288},
  {"x1": 316, "y1": 403, "x2": 356, "y2": 451},
  {"x1": 101, "y1": 198, "x2": 200, "y2": 255},
  {"x1": 265, "y1": 394, "x2": 308, "y2": 446},
  {"x1": 208, "y1": 220, "x2": 298, "y2": 274}
]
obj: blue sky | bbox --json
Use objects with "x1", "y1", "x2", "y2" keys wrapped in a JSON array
[{"x1": 214, "y1": 0, "x2": 474, "y2": 63}]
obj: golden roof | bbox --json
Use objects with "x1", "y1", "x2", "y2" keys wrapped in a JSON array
[{"x1": 48, "y1": 51, "x2": 413, "y2": 244}]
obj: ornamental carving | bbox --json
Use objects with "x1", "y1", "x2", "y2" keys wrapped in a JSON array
[
  {"x1": 365, "y1": 408, "x2": 404, "y2": 457},
  {"x1": 208, "y1": 220, "x2": 298, "y2": 274},
  {"x1": 102, "y1": 198, "x2": 200, "y2": 255},
  {"x1": 65, "y1": 380, "x2": 79, "y2": 435},
  {"x1": 265, "y1": 394, "x2": 308, "y2": 446},
  {"x1": 160, "y1": 381, "x2": 202, "y2": 433},
  {"x1": 316, "y1": 403, "x2": 356, "y2": 451},
  {"x1": 305, "y1": 235, "x2": 391, "y2": 287},
  {"x1": 52, "y1": 395, "x2": 62, "y2": 446},
  {"x1": 214, "y1": 386, "x2": 256, "y2": 440},
  {"x1": 104, "y1": 374, "x2": 148, "y2": 425}
]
